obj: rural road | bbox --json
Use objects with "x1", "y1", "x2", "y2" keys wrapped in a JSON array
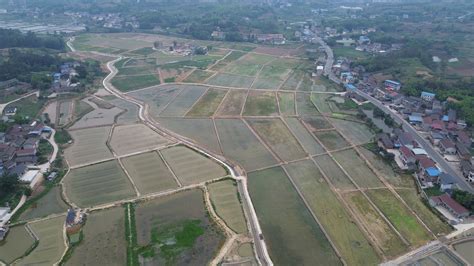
[
  {"x1": 37, "y1": 128, "x2": 59, "y2": 173},
  {"x1": 315, "y1": 33, "x2": 473, "y2": 193},
  {"x1": 100, "y1": 55, "x2": 273, "y2": 265},
  {"x1": 0, "y1": 91, "x2": 39, "y2": 115}
]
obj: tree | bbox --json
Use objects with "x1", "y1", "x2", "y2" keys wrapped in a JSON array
[
  {"x1": 0, "y1": 174, "x2": 20, "y2": 196},
  {"x1": 451, "y1": 190, "x2": 474, "y2": 213}
]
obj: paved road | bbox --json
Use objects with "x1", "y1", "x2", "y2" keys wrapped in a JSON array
[
  {"x1": 101, "y1": 56, "x2": 273, "y2": 265},
  {"x1": 314, "y1": 33, "x2": 473, "y2": 193},
  {"x1": 356, "y1": 90, "x2": 474, "y2": 193},
  {"x1": 0, "y1": 91, "x2": 39, "y2": 114}
]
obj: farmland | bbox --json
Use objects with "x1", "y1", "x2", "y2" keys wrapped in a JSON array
[
  {"x1": 208, "y1": 180, "x2": 247, "y2": 234},
  {"x1": 69, "y1": 98, "x2": 122, "y2": 129},
  {"x1": 248, "y1": 167, "x2": 342, "y2": 265},
  {"x1": 18, "y1": 216, "x2": 67, "y2": 265},
  {"x1": 248, "y1": 118, "x2": 306, "y2": 162},
  {"x1": 121, "y1": 152, "x2": 179, "y2": 195},
  {"x1": 64, "y1": 160, "x2": 136, "y2": 207},
  {"x1": 313, "y1": 155, "x2": 356, "y2": 190},
  {"x1": 314, "y1": 130, "x2": 350, "y2": 151},
  {"x1": 332, "y1": 149, "x2": 384, "y2": 188},
  {"x1": 67, "y1": 207, "x2": 127, "y2": 265},
  {"x1": 215, "y1": 119, "x2": 277, "y2": 171},
  {"x1": 134, "y1": 190, "x2": 224, "y2": 265},
  {"x1": 158, "y1": 118, "x2": 222, "y2": 154},
  {"x1": 284, "y1": 160, "x2": 380, "y2": 265},
  {"x1": 284, "y1": 117, "x2": 325, "y2": 155},
  {"x1": 215, "y1": 89, "x2": 247, "y2": 116},
  {"x1": 159, "y1": 85, "x2": 207, "y2": 117},
  {"x1": 243, "y1": 91, "x2": 278, "y2": 116},
  {"x1": 160, "y1": 146, "x2": 227, "y2": 185},
  {"x1": 110, "y1": 124, "x2": 169, "y2": 156},
  {"x1": 186, "y1": 88, "x2": 227, "y2": 117},
  {"x1": 19, "y1": 186, "x2": 69, "y2": 221},
  {"x1": 278, "y1": 92, "x2": 296, "y2": 116},
  {"x1": 0, "y1": 225, "x2": 35, "y2": 264},
  {"x1": 65, "y1": 126, "x2": 113, "y2": 167},
  {"x1": 111, "y1": 74, "x2": 161, "y2": 92}
]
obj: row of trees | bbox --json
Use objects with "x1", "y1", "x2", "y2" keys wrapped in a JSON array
[{"x1": 0, "y1": 29, "x2": 65, "y2": 50}]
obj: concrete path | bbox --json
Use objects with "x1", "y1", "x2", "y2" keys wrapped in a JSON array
[{"x1": 0, "y1": 91, "x2": 39, "y2": 114}]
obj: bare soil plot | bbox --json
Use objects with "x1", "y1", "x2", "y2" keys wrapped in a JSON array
[
  {"x1": 19, "y1": 216, "x2": 66, "y2": 265},
  {"x1": 19, "y1": 186, "x2": 68, "y2": 221},
  {"x1": 67, "y1": 207, "x2": 127, "y2": 265},
  {"x1": 248, "y1": 166, "x2": 342, "y2": 266},
  {"x1": 284, "y1": 160, "x2": 380, "y2": 265},
  {"x1": 107, "y1": 97, "x2": 140, "y2": 124},
  {"x1": 215, "y1": 119, "x2": 277, "y2": 171},
  {"x1": 332, "y1": 149, "x2": 384, "y2": 188},
  {"x1": 258, "y1": 58, "x2": 300, "y2": 81},
  {"x1": 160, "y1": 146, "x2": 227, "y2": 185},
  {"x1": 134, "y1": 189, "x2": 224, "y2": 265},
  {"x1": 359, "y1": 148, "x2": 415, "y2": 188},
  {"x1": 158, "y1": 118, "x2": 221, "y2": 154},
  {"x1": 329, "y1": 118, "x2": 374, "y2": 145},
  {"x1": 248, "y1": 119, "x2": 306, "y2": 161},
  {"x1": 69, "y1": 103, "x2": 122, "y2": 130},
  {"x1": 208, "y1": 180, "x2": 247, "y2": 234},
  {"x1": 242, "y1": 91, "x2": 278, "y2": 116},
  {"x1": 314, "y1": 130, "x2": 350, "y2": 151},
  {"x1": 64, "y1": 160, "x2": 136, "y2": 207},
  {"x1": 253, "y1": 46, "x2": 292, "y2": 56},
  {"x1": 367, "y1": 189, "x2": 433, "y2": 247},
  {"x1": 343, "y1": 191, "x2": 408, "y2": 258},
  {"x1": 302, "y1": 116, "x2": 333, "y2": 131},
  {"x1": 128, "y1": 85, "x2": 182, "y2": 119},
  {"x1": 206, "y1": 73, "x2": 254, "y2": 88},
  {"x1": 43, "y1": 101, "x2": 58, "y2": 125},
  {"x1": 183, "y1": 69, "x2": 214, "y2": 83},
  {"x1": 215, "y1": 90, "x2": 247, "y2": 116},
  {"x1": 112, "y1": 74, "x2": 161, "y2": 92},
  {"x1": 186, "y1": 88, "x2": 227, "y2": 117},
  {"x1": 122, "y1": 151, "x2": 177, "y2": 193},
  {"x1": 0, "y1": 225, "x2": 35, "y2": 264},
  {"x1": 58, "y1": 100, "x2": 73, "y2": 126},
  {"x1": 65, "y1": 126, "x2": 113, "y2": 167},
  {"x1": 159, "y1": 86, "x2": 207, "y2": 117},
  {"x1": 296, "y1": 93, "x2": 320, "y2": 116},
  {"x1": 278, "y1": 92, "x2": 295, "y2": 116},
  {"x1": 396, "y1": 189, "x2": 452, "y2": 236},
  {"x1": 284, "y1": 117, "x2": 325, "y2": 155},
  {"x1": 313, "y1": 154, "x2": 356, "y2": 190},
  {"x1": 223, "y1": 53, "x2": 275, "y2": 76},
  {"x1": 110, "y1": 124, "x2": 169, "y2": 156}
]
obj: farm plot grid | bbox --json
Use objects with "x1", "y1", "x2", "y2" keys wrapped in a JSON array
[
  {"x1": 127, "y1": 85, "x2": 182, "y2": 119},
  {"x1": 65, "y1": 126, "x2": 114, "y2": 167},
  {"x1": 121, "y1": 151, "x2": 179, "y2": 195},
  {"x1": 243, "y1": 91, "x2": 278, "y2": 116},
  {"x1": 159, "y1": 85, "x2": 207, "y2": 117},
  {"x1": 186, "y1": 88, "x2": 227, "y2": 117},
  {"x1": 160, "y1": 146, "x2": 227, "y2": 185},
  {"x1": 0, "y1": 225, "x2": 35, "y2": 264},
  {"x1": 110, "y1": 123, "x2": 170, "y2": 156},
  {"x1": 64, "y1": 160, "x2": 136, "y2": 207}
]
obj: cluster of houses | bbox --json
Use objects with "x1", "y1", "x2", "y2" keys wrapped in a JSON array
[
  {"x1": 51, "y1": 62, "x2": 81, "y2": 93},
  {"x1": 0, "y1": 121, "x2": 52, "y2": 188},
  {"x1": 335, "y1": 35, "x2": 402, "y2": 54},
  {"x1": 376, "y1": 128, "x2": 472, "y2": 222}
]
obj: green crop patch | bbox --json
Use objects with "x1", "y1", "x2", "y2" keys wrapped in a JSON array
[
  {"x1": 243, "y1": 91, "x2": 278, "y2": 116},
  {"x1": 186, "y1": 88, "x2": 227, "y2": 117}
]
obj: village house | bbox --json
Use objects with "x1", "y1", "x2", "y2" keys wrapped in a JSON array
[
  {"x1": 394, "y1": 130, "x2": 418, "y2": 149},
  {"x1": 384, "y1": 80, "x2": 401, "y2": 91},
  {"x1": 399, "y1": 146, "x2": 416, "y2": 170},
  {"x1": 376, "y1": 133, "x2": 394, "y2": 150},
  {"x1": 456, "y1": 142, "x2": 471, "y2": 161},
  {"x1": 418, "y1": 157, "x2": 440, "y2": 184},
  {"x1": 460, "y1": 160, "x2": 474, "y2": 183},
  {"x1": 439, "y1": 172, "x2": 457, "y2": 192},
  {"x1": 439, "y1": 139, "x2": 457, "y2": 155},
  {"x1": 420, "y1": 91, "x2": 436, "y2": 102},
  {"x1": 429, "y1": 193, "x2": 470, "y2": 220}
]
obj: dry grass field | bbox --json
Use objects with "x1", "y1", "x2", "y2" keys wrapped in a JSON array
[{"x1": 110, "y1": 124, "x2": 170, "y2": 156}]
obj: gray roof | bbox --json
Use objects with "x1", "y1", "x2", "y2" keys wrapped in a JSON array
[{"x1": 439, "y1": 172, "x2": 456, "y2": 185}]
